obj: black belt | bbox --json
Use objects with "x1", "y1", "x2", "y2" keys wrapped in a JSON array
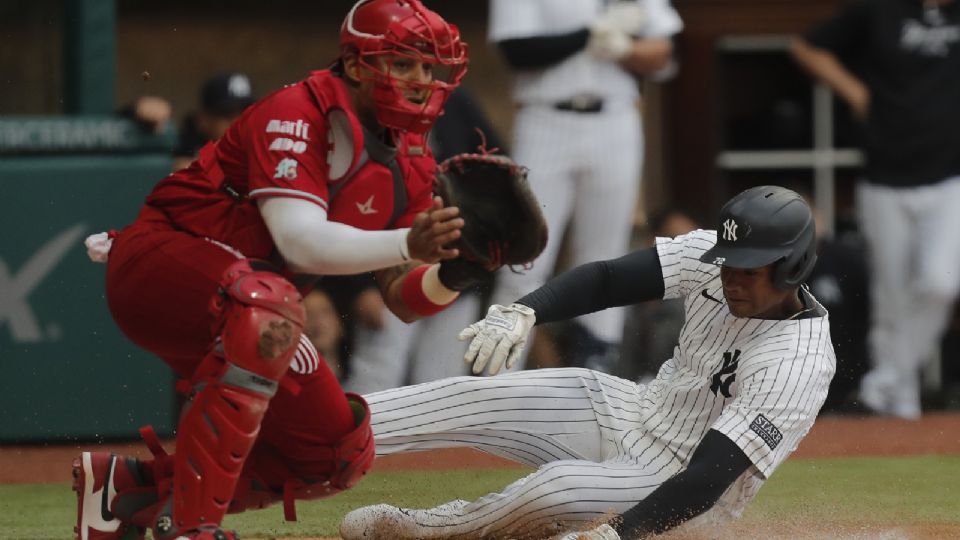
[{"x1": 553, "y1": 96, "x2": 604, "y2": 113}]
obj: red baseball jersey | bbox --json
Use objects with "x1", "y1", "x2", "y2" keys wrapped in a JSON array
[{"x1": 142, "y1": 70, "x2": 436, "y2": 261}]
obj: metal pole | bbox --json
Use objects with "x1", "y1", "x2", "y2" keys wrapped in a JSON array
[
  {"x1": 813, "y1": 82, "x2": 835, "y2": 238},
  {"x1": 64, "y1": 0, "x2": 116, "y2": 114}
]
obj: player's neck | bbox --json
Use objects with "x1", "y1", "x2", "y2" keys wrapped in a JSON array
[
  {"x1": 753, "y1": 289, "x2": 806, "y2": 320},
  {"x1": 780, "y1": 290, "x2": 808, "y2": 320}
]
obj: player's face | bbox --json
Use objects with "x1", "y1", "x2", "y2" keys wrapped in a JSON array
[
  {"x1": 720, "y1": 265, "x2": 795, "y2": 319},
  {"x1": 345, "y1": 52, "x2": 438, "y2": 129},
  {"x1": 372, "y1": 53, "x2": 435, "y2": 103}
]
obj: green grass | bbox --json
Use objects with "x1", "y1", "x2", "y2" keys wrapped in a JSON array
[
  {"x1": 2, "y1": 456, "x2": 958, "y2": 540},
  {"x1": 740, "y1": 455, "x2": 960, "y2": 525}
]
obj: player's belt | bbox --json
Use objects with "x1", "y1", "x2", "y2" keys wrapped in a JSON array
[{"x1": 553, "y1": 95, "x2": 604, "y2": 113}]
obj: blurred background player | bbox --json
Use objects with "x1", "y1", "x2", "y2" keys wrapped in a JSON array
[
  {"x1": 120, "y1": 72, "x2": 256, "y2": 171},
  {"x1": 119, "y1": 95, "x2": 173, "y2": 134},
  {"x1": 791, "y1": 0, "x2": 960, "y2": 419},
  {"x1": 302, "y1": 287, "x2": 348, "y2": 380},
  {"x1": 485, "y1": 0, "x2": 683, "y2": 373},
  {"x1": 73, "y1": 1, "x2": 473, "y2": 539},
  {"x1": 173, "y1": 72, "x2": 257, "y2": 170}
]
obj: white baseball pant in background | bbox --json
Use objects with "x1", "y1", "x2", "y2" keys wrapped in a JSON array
[{"x1": 857, "y1": 176, "x2": 960, "y2": 418}]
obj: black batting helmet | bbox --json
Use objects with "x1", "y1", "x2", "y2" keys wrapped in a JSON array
[{"x1": 699, "y1": 185, "x2": 817, "y2": 289}]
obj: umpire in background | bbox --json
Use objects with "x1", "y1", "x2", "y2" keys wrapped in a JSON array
[{"x1": 791, "y1": 0, "x2": 960, "y2": 419}]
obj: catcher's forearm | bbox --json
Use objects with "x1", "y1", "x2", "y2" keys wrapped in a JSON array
[
  {"x1": 377, "y1": 263, "x2": 459, "y2": 323},
  {"x1": 518, "y1": 246, "x2": 665, "y2": 325},
  {"x1": 260, "y1": 197, "x2": 409, "y2": 275}
]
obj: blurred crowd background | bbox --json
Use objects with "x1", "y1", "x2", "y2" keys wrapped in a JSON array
[{"x1": 3, "y1": 0, "x2": 959, "y2": 444}]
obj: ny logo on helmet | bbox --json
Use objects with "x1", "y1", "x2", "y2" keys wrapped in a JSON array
[{"x1": 722, "y1": 218, "x2": 738, "y2": 242}]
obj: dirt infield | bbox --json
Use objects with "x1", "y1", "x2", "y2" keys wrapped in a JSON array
[
  {"x1": 2, "y1": 412, "x2": 957, "y2": 539},
  {"x1": 4, "y1": 411, "x2": 957, "y2": 483}
]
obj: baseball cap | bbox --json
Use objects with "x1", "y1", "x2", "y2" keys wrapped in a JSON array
[{"x1": 200, "y1": 72, "x2": 255, "y2": 116}]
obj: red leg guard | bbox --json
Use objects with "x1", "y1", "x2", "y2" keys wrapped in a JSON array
[
  {"x1": 228, "y1": 393, "x2": 375, "y2": 521},
  {"x1": 153, "y1": 260, "x2": 304, "y2": 539}
]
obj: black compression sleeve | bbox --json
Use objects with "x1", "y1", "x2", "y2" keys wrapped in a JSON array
[
  {"x1": 497, "y1": 29, "x2": 591, "y2": 70},
  {"x1": 614, "y1": 430, "x2": 753, "y2": 539},
  {"x1": 517, "y1": 247, "x2": 664, "y2": 325}
]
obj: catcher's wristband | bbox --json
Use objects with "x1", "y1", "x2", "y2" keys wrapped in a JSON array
[{"x1": 400, "y1": 264, "x2": 459, "y2": 316}]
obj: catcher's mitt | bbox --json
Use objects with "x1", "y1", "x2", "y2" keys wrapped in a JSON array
[{"x1": 434, "y1": 152, "x2": 548, "y2": 290}]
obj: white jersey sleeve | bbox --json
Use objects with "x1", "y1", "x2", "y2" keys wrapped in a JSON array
[
  {"x1": 488, "y1": 0, "x2": 558, "y2": 41},
  {"x1": 488, "y1": 0, "x2": 682, "y2": 42},
  {"x1": 642, "y1": 0, "x2": 684, "y2": 38},
  {"x1": 710, "y1": 317, "x2": 835, "y2": 478},
  {"x1": 655, "y1": 229, "x2": 719, "y2": 301}
]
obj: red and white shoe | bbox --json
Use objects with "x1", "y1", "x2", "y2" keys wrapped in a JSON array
[
  {"x1": 150, "y1": 496, "x2": 240, "y2": 540},
  {"x1": 154, "y1": 526, "x2": 239, "y2": 540},
  {"x1": 72, "y1": 452, "x2": 147, "y2": 540}
]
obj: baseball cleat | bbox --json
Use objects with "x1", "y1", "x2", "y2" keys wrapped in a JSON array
[
  {"x1": 340, "y1": 499, "x2": 469, "y2": 540},
  {"x1": 153, "y1": 526, "x2": 238, "y2": 540},
  {"x1": 72, "y1": 452, "x2": 145, "y2": 540},
  {"x1": 340, "y1": 504, "x2": 413, "y2": 539}
]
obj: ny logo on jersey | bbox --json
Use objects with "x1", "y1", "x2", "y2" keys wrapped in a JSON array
[
  {"x1": 722, "y1": 219, "x2": 738, "y2": 242},
  {"x1": 709, "y1": 349, "x2": 741, "y2": 398},
  {"x1": 356, "y1": 195, "x2": 378, "y2": 215}
]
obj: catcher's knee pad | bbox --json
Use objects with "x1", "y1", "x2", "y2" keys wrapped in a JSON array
[
  {"x1": 228, "y1": 394, "x2": 375, "y2": 521},
  {"x1": 212, "y1": 259, "x2": 306, "y2": 377},
  {"x1": 155, "y1": 260, "x2": 306, "y2": 538}
]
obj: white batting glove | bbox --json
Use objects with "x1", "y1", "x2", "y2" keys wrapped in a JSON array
[
  {"x1": 458, "y1": 303, "x2": 536, "y2": 375},
  {"x1": 597, "y1": 1, "x2": 648, "y2": 35},
  {"x1": 587, "y1": 1, "x2": 647, "y2": 61},
  {"x1": 587, "y1": 26, "x2": 633, "y2": 61},
  {"x1": 556, "y1": 524, "x2": 621, "y2": 540}
]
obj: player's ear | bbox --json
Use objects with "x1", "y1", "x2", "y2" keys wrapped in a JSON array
[{"x1": 342, "y1": 54, "x2": 361, "y2": 84}]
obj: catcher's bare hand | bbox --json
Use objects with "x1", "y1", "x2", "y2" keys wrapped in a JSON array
[
  {"x1": 459, "y1": 303, "x2": 536, "y2": 375},
  {"x1": 407, "y1": 196, "x2": 463, "y2": 263}
]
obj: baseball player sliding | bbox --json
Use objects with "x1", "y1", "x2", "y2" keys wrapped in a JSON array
[{"x1": 340, "y1": 186, "x2": 836, "y2": 540}]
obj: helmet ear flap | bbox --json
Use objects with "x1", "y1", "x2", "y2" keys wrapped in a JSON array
[{"x1": 772, "y1": 227, "x2": 817, "y2": 289}]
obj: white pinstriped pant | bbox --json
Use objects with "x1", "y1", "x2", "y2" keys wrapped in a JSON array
[
  {"x1": 857, "y1": 177, "x2": 960, "y2": 404},
  {"x1": 365, "y1": 368, "x2": 681, "y2": 539},
  {"x1": 490, "y1": 101, "x2": 643, "y2": 353}
]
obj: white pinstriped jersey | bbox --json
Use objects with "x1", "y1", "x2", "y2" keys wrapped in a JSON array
[
  {"x1": 638, "y1": 229, "x2": 836, "y2": 518},
  {"x1": 487, "y1": 0, "x2": 683, "y2": 103}
]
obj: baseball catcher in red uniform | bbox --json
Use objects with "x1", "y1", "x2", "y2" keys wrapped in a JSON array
[{"x1": 72, "y1": 2, "x2": 489, "y2": 539}]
